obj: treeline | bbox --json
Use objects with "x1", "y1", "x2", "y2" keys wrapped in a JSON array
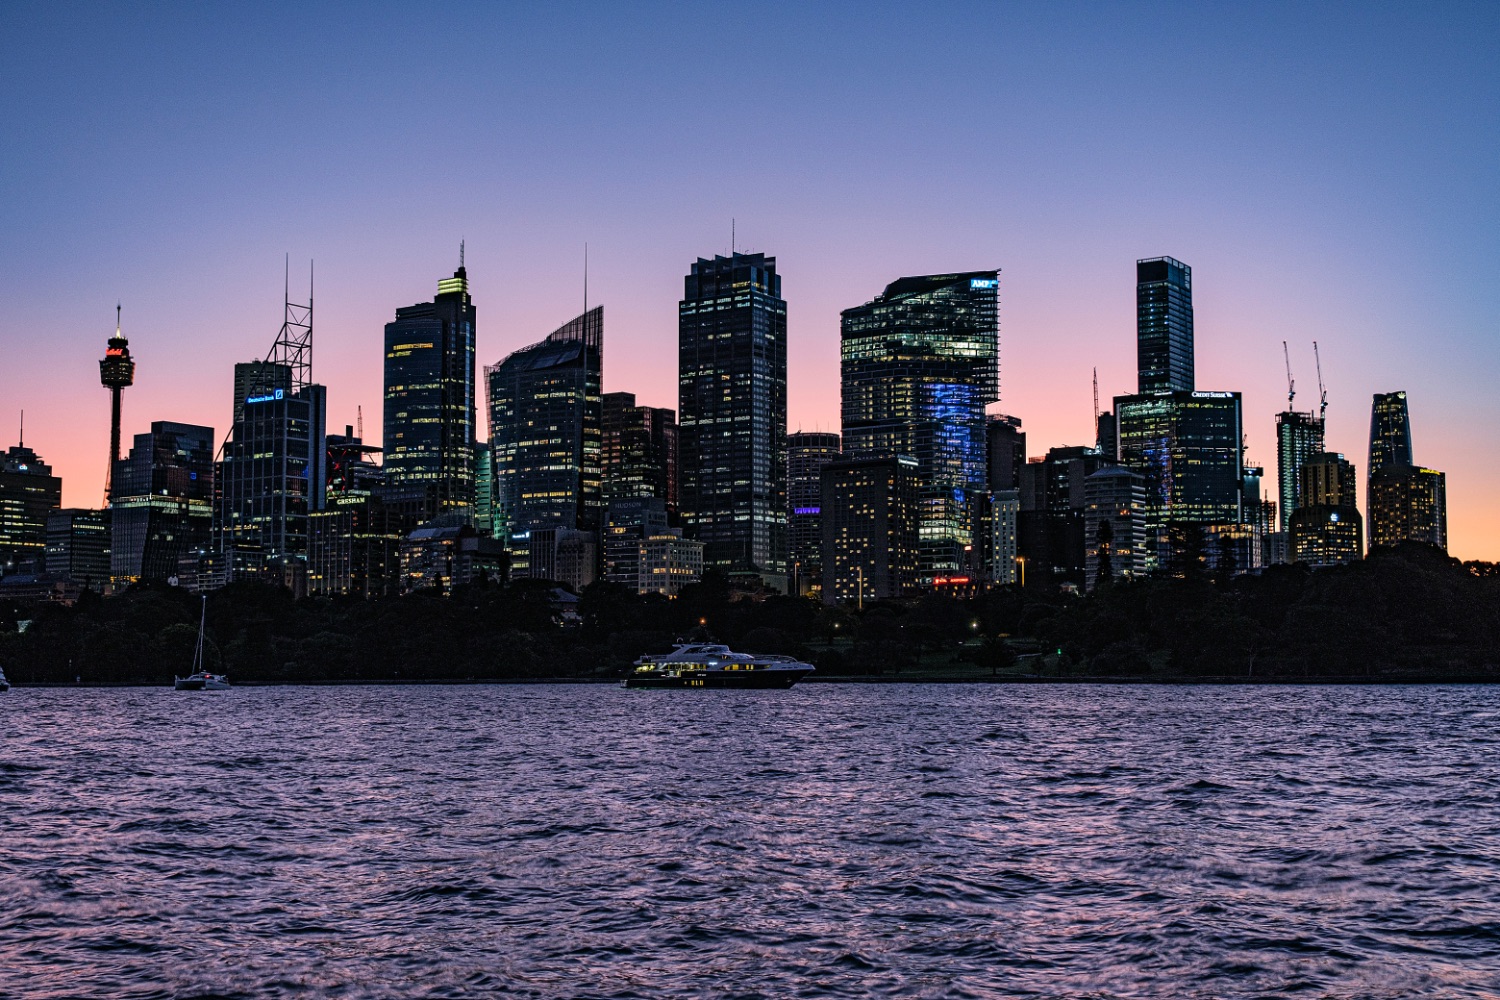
[{"x1": 0, "y1": 543, "x2": 1496, "y2": 685}]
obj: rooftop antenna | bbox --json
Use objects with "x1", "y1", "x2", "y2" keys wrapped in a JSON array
[
  {"x1": 583, "y1": 242, "x2": 588, "y2": 315},
  {"x1": 1313, "y1": 341, "x2": 1327, "y2": 423},
  {"x1": 460, "y1": 239, "x2": 465, "y2": 269},
  {"x1": 18, "y1": 409, "x2": 22, "y2": 447},
  {"x1": 357, "y1": 405, "x2": 363, "y2": 441},
  {"x1": 732, "y1": 218, "x2": 736, "y2": 254},
  {"x1": 265, "y1": 253, "x2": 314, "y2": 390},
  {"x1": 1282, "y1": 341, "x2": 1296, "y2": 408}
]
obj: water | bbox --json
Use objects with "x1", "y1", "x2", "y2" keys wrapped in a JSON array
[{"x1": 3, "y1": 683, "x2": 1499, "y2": 999}]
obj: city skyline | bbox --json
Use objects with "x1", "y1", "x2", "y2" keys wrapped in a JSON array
[{"x1": 2, "y1": 5, "x2": 1496, "y2": 560}]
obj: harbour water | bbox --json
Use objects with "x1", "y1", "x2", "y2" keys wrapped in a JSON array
[{"x1": 3, "y1": 683, "x2": 1498, "y2": 998}]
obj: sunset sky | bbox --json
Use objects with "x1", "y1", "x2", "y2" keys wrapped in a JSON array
[{"x1": 2, "y1": 3, "x2": 1496, "y2": 559}]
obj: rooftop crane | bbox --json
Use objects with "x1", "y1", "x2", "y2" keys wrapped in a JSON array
[
  {"x1": 1282, "y1": 341, "x2": 1296, "y2": 408},
  {"x1": 1313, "y1": 341, "x2": 1327, "y2": 422}
]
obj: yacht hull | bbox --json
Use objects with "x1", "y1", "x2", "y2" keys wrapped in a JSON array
[{"x1": 623, "y1": 669, "x2": 811, "y2": 690}]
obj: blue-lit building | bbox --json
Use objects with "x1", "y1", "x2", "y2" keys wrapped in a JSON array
[
  {"x1": 383, "y1": 263, "x2": 477, "y2": 517},
  {"x1": 486, "y1": 307, "x2": 603, "y2": 577},
  {"x1": 678, "y1": 253, "x2": 787, "y2": 589},
  {"x1": 840, "y1": 271, "x2": 999, "y2": 580}
]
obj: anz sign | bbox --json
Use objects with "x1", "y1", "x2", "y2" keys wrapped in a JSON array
[{"x1": 969, "y1": 278, "x2": 998, "y2": 289}]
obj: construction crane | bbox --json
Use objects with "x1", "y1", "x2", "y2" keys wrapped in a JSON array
[
  {"x1": 1313, "y1": 341, "x2": 1327, "y2": 422},
  {"x1": 1282, "y1": 341, "x2": 1295, "y2": 408}
]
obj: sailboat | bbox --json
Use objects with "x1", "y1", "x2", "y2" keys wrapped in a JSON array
[{"x1": 174, "y1": 595, "x2": 229, "y2": 691}]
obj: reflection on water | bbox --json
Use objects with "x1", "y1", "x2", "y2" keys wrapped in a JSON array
[{"x1": 3, "y1": 683, "x2": 1498, "y2": 998}]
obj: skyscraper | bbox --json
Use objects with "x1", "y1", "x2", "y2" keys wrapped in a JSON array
[
  {"x1": 110, "y1": 421, "x2": 215, "y2": 585},
  {"x1": 1136, "y1": 256, "x2": 1194, "y2": 393},
  {"x1": 1114, "y1": 392, "x2": 1244, "y2": 524},
  {"x1": 840, "y1": 271, "x2": 1000, "y2": 580},
  {"x1": 820, "y1": 453, "x2": 921, "y2": 604},
  {"x1": 216, "y1": 373, "x2": 327, "y2": 589},
  {"x1": 678, "y1": 253, "x2": 787, "y2": 588},
  {"x1": 1276, "y1": 410, "x2": 1325, "y2": 532},
  {"x1": 1366, "y1": 391, "x2": 1446, "y2": 552},
  {"x1": 486, "y1": 306, "x2": 603, "y2": 575},
  {"x1": 602, "y1": 392, "x2": 677, "y2": 513},
  {"x1": 45, "y1": 509, "x2": 112, "y2": 589},
  {"x1": 1084, "y1": 466, "x2": 1148, "y2": 589},
  {"x1": 98, "y1": 305, "x2": 135, "y2": 503},
  {"x1": 0, "y1": 440, "x2": 62, "y2": 576},
  {"x1": 1289, "y1": 452, "x2": 1363, "y2": 566},
  {"x1": 1368, "y1": 391, "x2": 1414, "y2": 471},
  {"x1": 787, "y1": 431, "x2": 840, "y2": 597},
  {"x1": 986, "y1": 414, "x2": 1026, "y2": 491},
  {"x1": 383, "y1": 261, "x2": 478, "y2": 516},
  {"x1": 1368, "y1": 464, "x2": 1447, "y2": 552}
]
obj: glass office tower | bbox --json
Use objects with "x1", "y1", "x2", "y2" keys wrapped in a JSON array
[
  {"x1": 1136, "y1": 257, "x2": 1194, "y2": 393},
  {"x1": 110, "y1": 421, "x2": 215, "y2": 584},
  {"x1": 1114, "y1": 391, "x2": 1245, "y2": 526},
  {"x1": 840, "y1": 271, "x2": 999, "y2": 580},
  {"x1": 383, "y1": 264, "x2": 477, "y2": 516},
  {"x1": 602, "y1": 392, "x2": 677, "y2": 513},
  {"x1": 678, "y1": 253, "x2": 787, "y2": 588},
  {"x1": 787, "y1": 431, "x2": 841, "y2": 597},
  {"x1": 1276, "y1": 410, "x2": 1324, "y2": 532},
  {"x1": 1368, "y1": 391, "x2": 1414, "y2": 471},
  {"x1": 487, "y1": 307, "x2": 604, "y2": 558}
]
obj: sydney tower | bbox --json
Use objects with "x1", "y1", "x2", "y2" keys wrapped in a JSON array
[{"x1": 99, "y1": 304, "x2": 135, "y2": 503}]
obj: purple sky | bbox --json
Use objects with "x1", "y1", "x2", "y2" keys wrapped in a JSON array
[{"x1": 2, "y1": 2, "x2": 1497, "y2": 558}]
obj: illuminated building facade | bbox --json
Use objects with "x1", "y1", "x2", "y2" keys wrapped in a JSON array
[
  {"x1": 473, "y1": 441, "x2": 497, "y2": 538},
  {"x1": 109, "y1": 421, "x2": 214, "y2": 584},
  {"x1": 840, "y1": 271, "x2": 999, "y2": 581},
  {"x1": 1084, "y1": 466, "x2": 1147, "y2": 590},
  {"x1": 44, "y1": 508, "x2": 111, "y2": 589},
  {"x1": 604, "y1": 497, "x2": 669, "y2": 591},
  {"x1": 486, "y1": 306, "x2": 603, "y2": 575},
  {"x1": 1114, "y1": 391, "x2": 1245, "y2": 530},
  {"x1": 602, "y1": 392, "x2": 677, "y2": 513},
  {"x1": 0, "y1": 442, "x2": 62, "y2": 576},
  {"x1": 787, "y1": 431, "x2": 841, "y2": 597},
  {"x1": 216, "y1": 375, "x2": 327, "y2": 588},
  {"x1": 679, "y1": 253, "x2": 787, "y2": 588},
  {"x1": 1368, "y1": 464, "x2": 1447, "y2": 552},
  {"x1": 1289, "y1": 452, "x2": 1363, "y2": 566},
  {"x1": 987, "y1": 489, "x2": 1020, "y2": 586},
  {"x1": 1136, "y1": 256, "x2": 1194, "y2": 393},
  {"x1": 820, "y1": 453, "x2": 921, "y2": 604},
  {"x1": 383, "y1": 264, "x2": 478, "y2": 516},
  {"x1": 1276, "y1": 410, "x2": 1325, "y2": 532},
  {"x1": 638, "y1": 530, "x2": 704, "y2": 597},
  {"x1": 1368, "y1": 391, "x2": 1414, "y2": 471}
]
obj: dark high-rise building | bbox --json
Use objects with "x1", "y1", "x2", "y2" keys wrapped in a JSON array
[
  {"x1": 787, "y1": 431, "x2": 840, "y2": 597},
  {"x1": 604, "y1": 496, "x2": 670, "y2": 592},
  {"x1": 383, "y1": 263, "x2": 478, "y2": 516},
  {"x1": 1276, "y1": 410, "x2": 1325, "y2": 532},
  {"x1": 233, "y1": 361, "x2": 292, "y2": 427},
  {"x1": 0, "y1": 441, "x2": 62, "y2": 576},
  {"x1": 99, "y1": 306, "x2": 135, "y2": 503},
  {"x1": 602, "y1": 392, "x2": 677, "y2": 513},
  {"x1": 841, "y1": 271, "x2": 999, "y2": 580},
  {"x1": 820, "y1": 453, "x2": 921, "y2": 604},
  {"x1": 44, "y1": 508, "x2": 111, "y2": 589},
  {"x1": 1017, "y1": 446, "x2": 1109, "y2": 587},
  {"x1": 473, "y1": 441, "x2": 496, "y2": 538},
  {"x1": 1368, "y1": 391, "x2": 1414, "y2": 471},
  {"x1": 1368, "y1": 464, "x2": 1447, "y2": 552},
  {"x1": 679, "y1": 253, "x2": 787, "y2": 588},
  {"x1": 987, "y1": 414, "x2": 1026, "y2": 491},
  {"x1": 1136, "y1": 256, "x2": 1194, "y2": 393},
  {"x1": 110, "y1": 421, "x2": 215, "y2": 585},
  {"x1": 1084, "y1": 466, "x2": 1148, "y2": 590},
  {"x1": 486, "y1": 307, "x2": 603, "y2": 575},
  {"x1": 1289, "y1": 452, "x2": 1363, "y2": 566},
  {"x1": 216, "y1": 374, "x2": 327, "y2": 588}
]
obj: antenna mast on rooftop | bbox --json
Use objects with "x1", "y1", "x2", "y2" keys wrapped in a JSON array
[{"x1": 266, "y1": 254, "x2": 313, "y2": 390}]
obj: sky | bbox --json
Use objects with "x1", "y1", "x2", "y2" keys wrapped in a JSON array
[{"x1": 2, "y1": 2, "x2": 1497, "y2": 559}]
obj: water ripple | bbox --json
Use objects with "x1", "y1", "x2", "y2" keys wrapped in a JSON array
[{"x1": 2, "y1": 683, "x2": 1499, "y2": 997}]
